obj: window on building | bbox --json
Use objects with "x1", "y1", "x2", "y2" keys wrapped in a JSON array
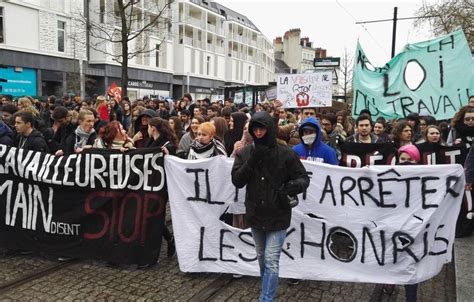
[
  {"x1": 248, "y1": 66, "x2": 251, "y2": 82},
  {"x1": 155, "y1": 44, "x2": 160, "y2": 67},
  {"x1": 0, "y1": 7, "x2": 4, "y2": 43},
  {"x1": 57, "y1": 21, "x2": 66, "y2": 52},
  {"x1": 99, "y1": 0, "x2": 105, "y2": 23},
  {"x1": 206, "y1": 56, "x2": 210, "y2": 76}
]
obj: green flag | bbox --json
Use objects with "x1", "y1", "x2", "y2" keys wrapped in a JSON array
[{"x1": 352, "y1": 30, "x2": 474, "y2": 120}]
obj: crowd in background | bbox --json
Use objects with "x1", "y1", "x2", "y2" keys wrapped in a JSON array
[
  {"x1": 0, "y1": 92, "x2": 473, "y2": 298},
  {"x1": 2, "y1": 93, "x2": 473, "y2": 157}
]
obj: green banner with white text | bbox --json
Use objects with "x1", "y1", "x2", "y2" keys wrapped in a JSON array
[{"x1": 352, "y1": 30, "x2": 474, "y2": 120}]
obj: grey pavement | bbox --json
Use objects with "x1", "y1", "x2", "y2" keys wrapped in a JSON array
[
  {"x1": 454, "y1": 236, "x2": 474, "y2": 302},
  {"x1": 0, "y1": 247, "x2": 456, "y2": 301}
]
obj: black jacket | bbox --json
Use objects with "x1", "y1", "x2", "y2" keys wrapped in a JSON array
[
  {"x1": 54, "y1": 122, "x2": 76, "y2": 152},
  {"x1": 145, "y1": 135, "x2": 177, "y2": 156},
  {"x1": 14, "y1": 129, "x2": 49, "y2": 153},
  {"x1": 231, "y1": 112, "x2": 309, "y2": 231},
  {"x1": 465, "y1": 147, "x2": 474, "y2": 183},
  {"x1": 63, "y1": 130, "x2": 97, "y2": 154}
]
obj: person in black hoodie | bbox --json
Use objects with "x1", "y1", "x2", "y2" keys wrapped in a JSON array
[
  {"x1": 13, "y1": 111, "x2": 48, "y2": 152},
  {"x1": 231, "y1": 111, "x2": 309, "y2": 301},
  {"x1": 132, "y1": 109, "x2": 159, "y2": 148}
]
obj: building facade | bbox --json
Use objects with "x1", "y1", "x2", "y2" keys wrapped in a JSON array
[
  {"x1": 274, "y1": 28, "x2": 326, "y2": 74},
  {"x1": 172, "y1": 0, "x2": 275, "y2": 101},
  {"x1": 86, "y1": 0, "x2": 174, "y2": 99},
  {"x1": 0, "y1": 0, "x2": 275, "y2": 101},
  {"x1": 0, "y1": 0, "x2": 86, "y2": 97}
]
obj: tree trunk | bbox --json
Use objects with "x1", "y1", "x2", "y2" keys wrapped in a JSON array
[{"x1": 119, "y1": 0, "x2": 128, "y2": 99}]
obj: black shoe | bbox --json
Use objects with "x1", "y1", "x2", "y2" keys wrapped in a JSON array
[
  {"x1": 137, "y1": 259, "x2": 159, "y2": 269},
  {"x1": 167, "y1": 237, "x2": 176, "y2": 258},
  {"x1": 382, "y1": 284, "x2": 395, "y2": 295},
  {"x1": 137, "y1": 263, "x2": 151, "y2": 269},
  {"x1": 288, "y1": 279, "x2": 301, "y2": 286}
]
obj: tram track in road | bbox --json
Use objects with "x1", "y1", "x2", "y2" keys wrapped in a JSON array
[
  {"x1": 0, "y1": 259, "x2": 77, "y2": 296},
  {"x1": 189, "y1": 274, "x2": 234, "y2": 302}
]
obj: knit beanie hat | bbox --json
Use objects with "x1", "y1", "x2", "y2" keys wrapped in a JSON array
[{"x1": 398, "y1": 144, "x2": 420, "y2": 163}]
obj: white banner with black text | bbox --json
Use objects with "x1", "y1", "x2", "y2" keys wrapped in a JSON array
[{"x1": 165, "y1": 155, "x2": 464, "y2": 284}]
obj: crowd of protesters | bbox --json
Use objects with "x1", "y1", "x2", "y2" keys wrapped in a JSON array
[{"x1": 0, "y1": 92, "x2": 473, "y2": 301}]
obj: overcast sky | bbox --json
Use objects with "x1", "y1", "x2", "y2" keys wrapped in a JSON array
[{"x1": 217, "y1": 0, "x2": 436, "y2": 67}]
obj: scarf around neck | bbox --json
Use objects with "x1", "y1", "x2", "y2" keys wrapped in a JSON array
[
  {"x1": 189, "y1": 140, "x2": 215, "y2": 159},
  {"x1": 75, "y1": 126, "x2": 95, "y2": 150}
]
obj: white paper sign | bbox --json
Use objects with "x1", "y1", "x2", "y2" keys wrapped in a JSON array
[
  {"x1": 165, "y1": 156, "x2": 464, "y2": 284},
  {"x1": 277, "y1": 72, "x2": 333, "y2": 108}
]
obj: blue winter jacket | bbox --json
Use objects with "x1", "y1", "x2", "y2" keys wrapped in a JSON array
[{"x1": 292, "y1": 117, "x2": 338, "y2": 165}]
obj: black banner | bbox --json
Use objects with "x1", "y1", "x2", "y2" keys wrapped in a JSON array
[
  {"x1": 0, "y1": 146, "x2": 166, "y2": 264},
  {"x1": 417, "y1": 142, "x2": 470, "y2": 165},
  {"x1": 339, "y1": 142, "x2": 397, "y2": 167},
  {"x1": 339, "y1": 142, "x2": 471, "y2": 166}
]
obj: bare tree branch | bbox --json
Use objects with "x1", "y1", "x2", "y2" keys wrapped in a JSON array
[{"x1": 415, "y1": 0, "x2": 473, "y2": 49}]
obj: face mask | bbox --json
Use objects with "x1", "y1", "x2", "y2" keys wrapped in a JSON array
[{"x1": 302, "y1": 134, "x2": 316, "y2": 145}]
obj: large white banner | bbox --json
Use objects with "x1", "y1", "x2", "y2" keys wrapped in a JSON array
[
  {"x1": 165, "y1": 156, "x2": 465, "y2": 284},
  {"x1": 277, "y1": 72, "x2": 332, "y2": 108}
]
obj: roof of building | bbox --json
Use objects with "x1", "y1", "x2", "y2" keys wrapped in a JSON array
[
  {"x1": 189, "y1": 0, "x2": 260, "y2": 32},
  {"x1": 275, "y1": 57, "x2": 292, "y2": 74}
]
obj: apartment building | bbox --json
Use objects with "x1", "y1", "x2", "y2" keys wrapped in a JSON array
[
  {"x1": 0, "y1": 0, "x2": 275, "y2": 101},
  {"x1": 172, "y1": 0, "x2": 275, "y2": 100},
  {"x1": 274, "y1": 28, "x2": 326, "y2": 74},
  {"x1": 0, "y1": 0, "x2": 86, "y2": 97}
]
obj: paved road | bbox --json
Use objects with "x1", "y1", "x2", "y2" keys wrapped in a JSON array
[{"x1": 0, "y1": 248, "x2": 455, "y2": 301}]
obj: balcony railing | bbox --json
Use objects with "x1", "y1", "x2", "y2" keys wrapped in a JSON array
[
  {"x1": 207, "y1": 23, "x2": 216, "y2": 33},
  {"x1": 184, "y1": 36, "x2": 193, "y2": 46},
  {"x1": 215, "y1": 46, "x2": 224, "y2": 54},
  {"x1": 188, "y1": 16, "x2": 203, "y2": 27}
]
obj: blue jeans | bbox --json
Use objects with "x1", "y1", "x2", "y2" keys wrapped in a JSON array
[{"x1": 251, "y1": 228, "x2": 286, "y2": 302}]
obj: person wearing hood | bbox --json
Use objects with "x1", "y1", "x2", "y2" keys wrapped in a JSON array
[
  {"x1": 132, "y1": 109, "x2": 159, "y2": 148},
  {"x1": 292, "y1": 116, "x2": 338, "y2": 164},
  {"x1": 231, "y1": 111, "x2": 309, "y2": 302},
  {"x1": 13, "y1": 111, "x2": 49, "y2": 152}
]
